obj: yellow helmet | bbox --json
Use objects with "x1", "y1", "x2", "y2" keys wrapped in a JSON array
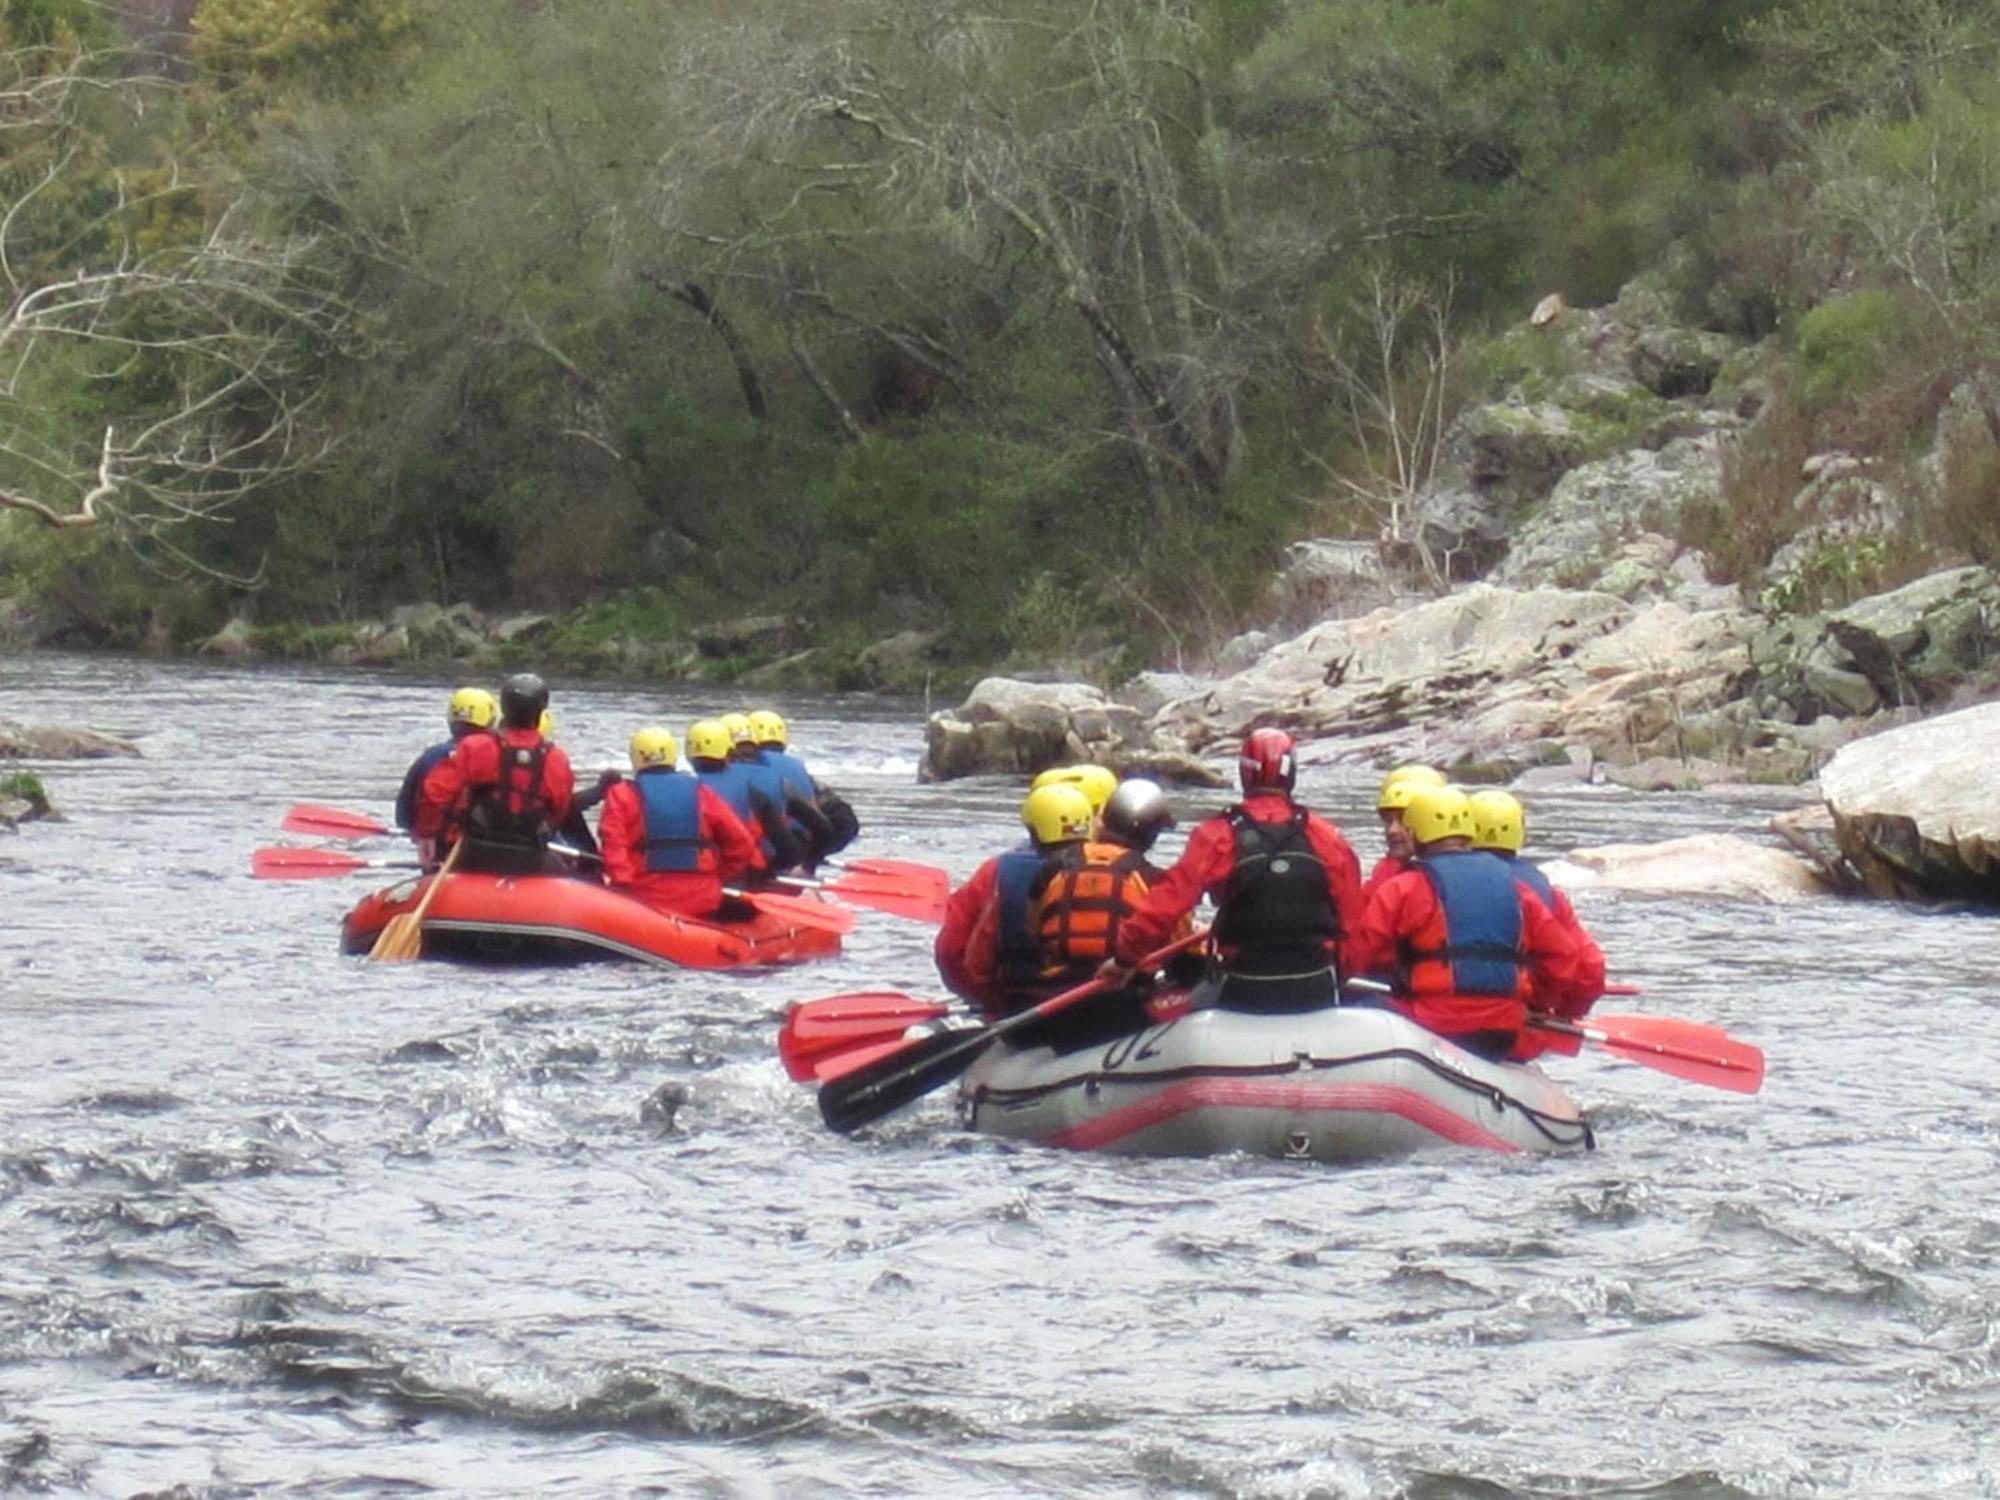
[
  {"x1": 1403, "y1": 784, "x2": 1474, "y2": 846},
  {"x1": 687, "y1": 719, "x2": 734, "y2": 762},
  {"x1": 447, "y1": 686, "x2": 498, "y2": 730},
  {"x1": 1377, "y1": 764, "x2": 1446, "y2": 811},
  {"x1": 721, "y1": 712, "x2": 753, "y2": 745},
  {"x1": 630, "y1": 726, "x2": 679, "y2": 771},
  {"x1": 537, "y1": 708, "x2": 558, "y2": 739},
  {"x1": 1030, "y1": 764, "x2": 1118, "y2": 817},
  {"x1": 747, "y1": 709, "x2": 788, "y2": 746},
  {"x1": 1021, "y1": 783, "x2": 1094, "y2": 846},
  {"x1": 1468, "y1": 789, "x2": 1526, "y2": 853}
]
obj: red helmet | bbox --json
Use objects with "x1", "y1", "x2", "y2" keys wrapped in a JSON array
[{"x1": 1238, "y1": 727, "x2": 1297, "y2": 793}]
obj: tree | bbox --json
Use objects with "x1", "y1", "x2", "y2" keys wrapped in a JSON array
[{"x1": 0, "y1": 25, "x2": 351, "y2": 571}]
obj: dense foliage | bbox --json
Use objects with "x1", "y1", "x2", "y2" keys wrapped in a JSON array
[{"x1": 4, "y1": 0, "x2": 1998, "y2": 668}]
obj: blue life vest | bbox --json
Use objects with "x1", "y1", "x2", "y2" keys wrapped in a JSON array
[
  {"x1": 636, "y1": 769, "x2": 707, "y2": 873},
  {"x1": 994, "y1": 848, "x2": 1051, "y2": 992},
  {"x1": 395, "y1": 739, "x2": 454, "y2": 830},
  {"x1": 1413, "y1": 850, "x2": 1525, "y2": 997},
  {"x1": 760, "y1": 747, "x2": 818, "y2": 806},
  {"x1": 1505, "y1": 854, "x2": 1557, "y2": 909},
  {"x1": 696, "y1": 762, "x2": 760, "y2": 823}
]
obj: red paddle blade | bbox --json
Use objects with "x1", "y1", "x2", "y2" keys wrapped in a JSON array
[
  {"x1": 813, "y1": 1036, "x2": 930, "y2": 1082},
  {"x1": 1540, "y1": 1014, "x2": 1765, "y2": 1094},
  {"x1": 842, "y1": 858, "x2": 950, "y2": 898},
  {"x1": 283, "y1": 804, "x2": 393, "y2": 839},
  {"x1": 778, "y1": 993, "x2": 952, "y2": 1080},
  {"x1": 823, "y1": 873, "x2": 946, "y2": 924},
  {"x1": 737, "y1": 888, "x2": 856, "y2": 936},
  {"x1": 252, "y1": 846, "x2": 371, "y2": 879}
]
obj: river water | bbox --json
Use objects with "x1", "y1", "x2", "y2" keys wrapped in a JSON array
[{"x1": 0, "y1": 653, "x2": 1992, "y2": 1498}]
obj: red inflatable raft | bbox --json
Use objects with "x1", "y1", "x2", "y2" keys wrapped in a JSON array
[{"x1": 340, "y1": 872, "x2": 842, "y2": 969}]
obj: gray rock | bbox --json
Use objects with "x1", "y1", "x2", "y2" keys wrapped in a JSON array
[
  {"x1": 1820, "y1": 699, "x2": 2000, "y2": 903},
  {"x1": 1266, "y1": 540, "x2": 1395, "y2": 631},
  {"x1": 1214, "y1": 631, "x2": 1274, "y2": 675},
  {"x1": 492, "y1": 613, "x2": 555, "y2": 644},
  {"x1": 690, "y1": 614, "x2": 806, "y2": 659},
  {"x1": 198, "y1": 617, "x2": 257, "y2": 657},
  {"x1": 1542, "y1": 833, "x2": 1827, "y2": 904},
  {"x1": 855, "y1": 629, "x2": 948, "y2": 687},
  {"x1": 0, "y1": 721, "x2": 142, "y2": 759},
  {"x1": 923, "y1": 678, "x2": 1133, "y2": 782},
  {"x1": 1492, "y1": 437, "x2": 1726, "y2": 590},
  {"x1": 1153, "y1": 584, "x2": 1761, "y2": 780},
  {"x1": 1119, "y1": 671, "x2": 1212, "y2": 717},
  {"x1": 1629, "y1": 327, "x2": 1735, "y2": 399}
]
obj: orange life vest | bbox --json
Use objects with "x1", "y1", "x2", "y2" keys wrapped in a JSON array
[{"x1": 1034, "y1": 841, "x2": 1152, "y2": 971}]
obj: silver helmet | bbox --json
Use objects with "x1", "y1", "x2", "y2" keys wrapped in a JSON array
[{"x1": 1103, "y1": 777, "x2": 1175, "y2": 851}]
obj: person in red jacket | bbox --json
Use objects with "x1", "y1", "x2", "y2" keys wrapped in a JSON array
[
  {"x1": 1366, "y1": 764, "x2": 1446, "y2": 896},
  {"x1": 935, "y1": 783, "x2": 1095, "y2": 1019},
  {"x1": 1110, "y1": 727, "x2": 1365, "y2": 1012},
  {"x1": 597, "y1": 726, "x2": 759, "y2": 918},
  {"x1": 1467, "y1": 788, "x2": 1606, "y2": 1056},
  {"x1": 1346, "y1": 784, "x2": 1601, "y2": 1060},
  {"x1": 415, "y1": 672, "x2": 576, "y2": 875}
]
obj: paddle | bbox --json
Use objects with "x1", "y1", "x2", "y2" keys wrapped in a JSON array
[
  {"x1": 370, "y1": 840, "x2": 463, "y2": 961},
  {"x1": 775, "y1": 870, "x2": 945, "y2": 924},
  {"x1": 835, "y1": 857, "x2": 951, "y2": 897},
  {"x1": 779, "y1": 992, "x2": 953, "y2": 1081},
  {"x1": 252, "y1": 847, "x2": 424, "y2": 879},
  {"x1": 1528, "y1": 1014, "x2": 1765, "y2": 1094},
  {"x1": 724, "y1": 886, "x2": 856, "y2": 936},
  {"x1": 816, "y1": 929, "x2": 1210, "y2": 1135},
  {"x1": 283, "y1": 804, "x2": 393, "y2": 839}
]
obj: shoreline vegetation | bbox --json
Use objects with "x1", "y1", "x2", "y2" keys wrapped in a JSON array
[{"x1": 6, "y1": 2, "x2": 2000, "y2": 792}]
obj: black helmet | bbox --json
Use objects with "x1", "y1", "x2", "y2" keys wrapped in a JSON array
[
  {"x1": 1103, "y1": 777, "x2": 1175, "y2": 851},
  {"x1": 499, "y1": 672, "x2": 550, "y2": 730}
]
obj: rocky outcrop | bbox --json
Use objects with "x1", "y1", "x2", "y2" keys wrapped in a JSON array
[
  {"x1": 1150, "y1": 584, "x2": 1768, "y2": 777},
  {"x1": 1818, "y1": 700, "x2": 2000, "y2": 905},
  {"x1": 0, "y1": 721, "x2": 141, "y2": 759},
  {"x1": 1542, "y1": 834, "x2": 1828, "y2": 904},
  {"x1": 1490, "y1": 441, "x2": 1730, "y2": 595},
  {"x1": 1749, "y1": 566, "x2": 2000, "y2": 723},
  {"x1": 923, "y1": 677, "x2": 1223, "y2": 785}
]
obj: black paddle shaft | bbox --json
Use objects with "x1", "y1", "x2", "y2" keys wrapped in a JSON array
[
  {"x1": 817, "y1": 1025, "x2": 1004, "y2": 1134},
  {"x1": 814, "y1": 928, "x2": 1209, "y2": 1135}
]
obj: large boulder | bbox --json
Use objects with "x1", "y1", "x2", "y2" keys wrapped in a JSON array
[
  {"x1": 1543, "y1": 833, "x2": 1828, "y2": 904},
  {"x1": 0, "y1": 721, "x2": 141, "y2": 759},
  {"x1": 1819, "y1": 700, "x2": 2000, "y2": 904},
  {"x1": 923, "y1": 678, "x2": 1137, "y2": 781}
]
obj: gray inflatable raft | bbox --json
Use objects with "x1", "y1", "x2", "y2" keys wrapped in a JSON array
[{"x1": 959, "y1": 1005, "x2": 1593, "y2": 1161}]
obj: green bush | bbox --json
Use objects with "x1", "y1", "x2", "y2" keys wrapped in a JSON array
[{"x1": 1796, "y1": 290, "x2": 1900, "y2": 408}]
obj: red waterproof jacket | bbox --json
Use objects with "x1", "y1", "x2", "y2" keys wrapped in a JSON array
[
  {"x1": 416, "y1": 727, "x2": 574, "y2": 843},
  {"x1": 1345, "y1": 866, "x2": 1601, "y2": 1043},
  {"x1": 1113, "y1": 792, "x2": 1365, "y2": 971},
  {"x1": 598, "y1": 778, "x2": 758, "y2": 917},
  {"x1": 1365, "y1": 853, "x2": 1412, "y2": 899},
  {"x1": 935, "y1": 854, "x2": 1004, "y2": 1006}
]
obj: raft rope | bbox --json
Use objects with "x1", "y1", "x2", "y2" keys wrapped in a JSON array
[{"x1": 970, "y1": 1045, "x2": 1595, "y2": 1151}]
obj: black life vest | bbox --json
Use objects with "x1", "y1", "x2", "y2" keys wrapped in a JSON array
[
  {"x1": 636, "y1": 769, "x2": 710, "y2": 873},
  {"x1": 465, "y1": 735, "x2": 553, "y2": 849},
  {"x1": 1214, "y1": 806, "x2": 1339, "y2": 977}
]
